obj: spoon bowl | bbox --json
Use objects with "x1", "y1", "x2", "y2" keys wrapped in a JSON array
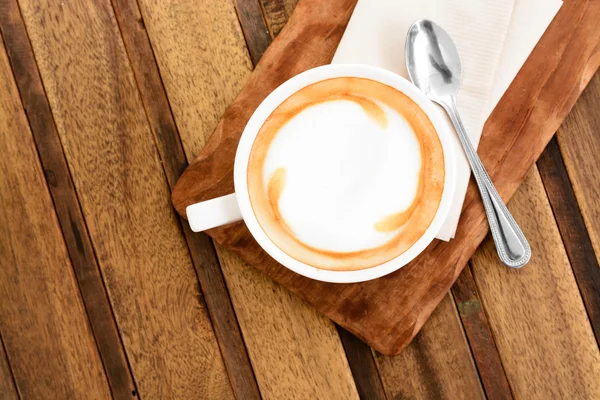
[{"x1": 406, "y1": 19, "x2": 462, "y2": 99}]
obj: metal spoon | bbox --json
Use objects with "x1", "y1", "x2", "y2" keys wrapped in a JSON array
[{"x1": 405, "y1": 19, "x2": 531, "y2": 268}]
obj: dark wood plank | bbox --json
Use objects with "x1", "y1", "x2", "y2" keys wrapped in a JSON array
[
  {"x1": 0, "y1": 1, "x2": 138, "y2": 398},
  {"x1": 538, "y1": 137, "x2": 600, "y2": 343},
  {"x1": 374, "y1": 294, "x2": 484, "y2": 399},
  {"x1": 337, "y1": 327, "x2": 387, "y2": 400},
  {"x1": 234, "y1": 0, "x2": 272, "y2": 65},
  {"x1": 471, "y1": 167, "x2": 600, "y2": 399},
  {"x1": 452, "y1": 267, "x2": 513, "y2": 400},
  {"x1": 110, "y1": 0, "x2": 261, "y2": 397},
  {"x1": 0, "y1": 34, "x2": 112, "y2": 399},
  {"x1": 16, "y1": 0, "x2": 234, "y2": 397},
  {"x1": 136, "y1": 1, "x2": 359, "y2": 397},
  {"x1": 170, "y1": 0, "x2": 600, "y2": 356},
  {"x1": 259, "y1": 0, "x2": 299, "y2": 38},
  {"x1": 0, "y1": 335, "x2": 18, "y2": 400}
]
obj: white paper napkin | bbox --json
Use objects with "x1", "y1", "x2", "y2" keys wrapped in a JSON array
[{"x1": 332, "y1": 0, "x2": 562, "y2": 240}]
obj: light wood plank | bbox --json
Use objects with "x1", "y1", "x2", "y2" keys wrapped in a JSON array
[
  {"x1": 471, "y1": 167, "x2": 600, "y2": 399},
  {"x1": 110, "y1": 0, "x2": 261, "y2": 396},
  {"x1": 374, "y1": 294, "x2": 484, "y2": 400},
  {"x1": 0, "y1": 37, "x2": 111, "y2": 399},
  {"x1": 0, "y1": 336, "x2": 18, "y2": 400},
  {"x1": 135, "y1": 1, "x2": 359, "y2": 397},
  {"x1": 16, "y1": 0, "x2": 233, "y2": 397}
]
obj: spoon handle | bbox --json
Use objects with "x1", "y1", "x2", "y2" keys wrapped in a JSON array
[{"x1": 439, "y1": 97, "x2": 531, "y2": 268}]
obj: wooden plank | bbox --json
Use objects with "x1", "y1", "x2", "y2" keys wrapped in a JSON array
[
  {"x1": 16, "y1": 0, "x2": 234, "y2": 397},
  {"x1": 337, "y1": 327, "x2": 387, "y2": 400},
  {"x1": 259, "y1": 0, "x2": 299, "y2": 38},
  {"x1": 374, "y1": 294, "x2": 484, "y2": 399},
  {"x1": 452, "y1": 267, "x2": 513, "y2": 400},
  {"x1": 0, "y1": 335, "x2": 18, "y2": 400},
  {"x1": 0, "y1": 36, "x2": 112, "y2": 399},
  {"x1": 470, "y1": 167, "x2": 600, "y2": 399},
  {"x1": 234, "y1": 0, "x2": 271, "y2": 64},
  {"x1": 0, "y1": 1, "x2": 138, "y2": 397},
  {"x1": 538, "y1": 137, "x2": 600, "y2": 343},
  {"x1": 110, "y1": 0, "x2": 261, "y2": 397},
  {"x1": 135, "y1": 1, "x2": 359, "y2": 397}
]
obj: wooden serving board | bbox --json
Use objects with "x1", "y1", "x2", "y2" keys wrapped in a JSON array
[{"x1": 172, "y1": 0, "x2": 600, "y2": 355}]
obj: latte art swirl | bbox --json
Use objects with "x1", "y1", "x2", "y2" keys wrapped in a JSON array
[{"x1": 248, "y1": 77, "x2": 445, "y2": 271}]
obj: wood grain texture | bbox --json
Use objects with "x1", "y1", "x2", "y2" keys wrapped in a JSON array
[
  {"x1": 0, "y1": 1, "x2": 138, "y2": 397},
  {"x1": 136, "y1": 1, "x2": 359, "y2": 397},
  {"x1": 108, "y1": 0, "x2": 187, "y2": 186},
  {"x1": 471, "y1": 167, "x2": 600, "y2": 399},
  {"x1": 137, "y1": 0, "x2": 253, "y2": 159},
  {"x1": 337, "y1": 327, "x2": 387, "y2": 400},
  {"x1": 554, "y1": 70, "x2": 600, "y2": 335},
  {"x1": 110, "y1": 0, "x2": 261, "y2": 397},
  {"x1": 0, "y1": 37, "x2": 112, "y2": 399},
  {"x1": 374, "y1": 294, "x2": 484, "y2": 400},
  {"x1": 259, "y1": 0, "x2": 299, "y2": 38},
  {"x1": 0, "y1": 336, "x2": 18, "y2": 400},
  {"x1": 234, "y1": 0, "x2": 271, "y2": 64},
  {"x1": 17, "y1": 0, "x2": 234, "y2": 397},
  {"x1": 452, "y1": 267, "x2": 513, "y2": 400},
  {"x1": 171, "y1": 0, "x2": 600, "y2": 355},
  {"x1": 217, "y1": 245, "x2": 359, "y2": 400},
  {"x1": 538, "y1": 137, "x2": 600, "y2": 343}
]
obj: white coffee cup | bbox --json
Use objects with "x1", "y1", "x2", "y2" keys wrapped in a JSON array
[{"x1": 186, "y1": 64, "x2": 456, "y2": 283}]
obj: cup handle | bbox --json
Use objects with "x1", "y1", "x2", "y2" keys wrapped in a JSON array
[{"x1": 186, "y1": 193, "x2": 243, "y2": 232}]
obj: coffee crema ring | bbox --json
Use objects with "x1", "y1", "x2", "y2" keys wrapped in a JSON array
[{"x1": 247, "y1": 77, "x2": 445, "y2": 271}]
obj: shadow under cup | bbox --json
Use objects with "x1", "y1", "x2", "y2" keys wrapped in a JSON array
[{"x1": 245, "y1": 75, "x2": 446, "y2": 272}]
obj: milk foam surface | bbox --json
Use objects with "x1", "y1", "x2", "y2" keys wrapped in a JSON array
[{"x1": 262, "y1": 99, "x2": 421, "y2": 252}]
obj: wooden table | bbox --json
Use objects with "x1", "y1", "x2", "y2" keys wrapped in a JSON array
[{"x1": 0, "y1": 0, "x2": 599, "y2": 399}]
